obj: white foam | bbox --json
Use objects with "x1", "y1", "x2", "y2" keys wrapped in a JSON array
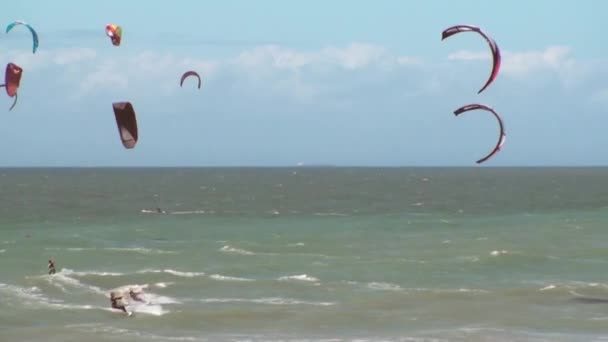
[
  {"x1": 164, "y1": 269, "x2": 205, "y2": 277},
  {"x1": 458, "y1": 256, "x2": 480, "y2": 263},
  {"x1": 287, "y1": 242, "x2": 306, "y2": 247},
  {"x1": 490, "y1": 250, "x2": 509, "y2": 256},
  {"x1": 149, "y1": 295, "x2": 180, "y2": 304},
  {"x1": 405, "y1": 287, "x2": 489, "y2": 294},
  {"x1": 170, "y1": 210, "x2": 206, "y2": 215},
  {"x1": 278, "y1": 274, "x2": 319, "y2": 283},
  {"x1": 104, "y1": 247, "x2": 178, "y2": 255},
  {"x1": 110, "y1": 285, "x2": 180, "y2": 307},
  {"x1": 312, "y1": 212, "x2": 348, "y2": 217},
  {"x1": 540, "y1": 284, "x2": 556, "y2": 291},
  {"x1": 47, "y1": 269, "x2": 106, "y2": 295},
  {"x1": 0, "y1": 283, "x2": 104, "y2": 311},
  {"x1": 63, "y1": 269, "x2": 124, "y2": 277},
  {"x1": 220, "y1": 245, "x2": 255, "y2": 255},
  {"x1": 210, "y1": 274, "x2": 254, "y2": 282},
  {"x1": 367, "y1": 282, "x2": 403, "y2": 291},
  {"x1": 47, "y1": 247, "x2": 177, "y2": 255},
  {"x1": 0, "y1": 283, "x2": 46, "y2": 303},
  {"x1": 110, "y1": 283, "x2": 149, "y2": 295},
  {"x1": 128, "y1": 302, "x2": 168, "y2": 316},
  {"x1": 200, "y1": 297, "x2": 334, "y2": 306},
  {"x1": 138, "y1": 269, "x2": 205, "y2": 277},
  {"x1": 154, "y1": 282, "x2": 173, "y2": 288}
]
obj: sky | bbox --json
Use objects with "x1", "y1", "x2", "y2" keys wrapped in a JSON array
[{"x1": 0, "y1": 0, "x2": 605, "y2": 167}]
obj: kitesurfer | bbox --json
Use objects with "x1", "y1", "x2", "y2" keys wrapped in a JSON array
[
  {"x1": 129, "y1": 288, "x2": 145, "y2": 302},
  {"x1": 110, "y1": 292, "x2": 128, "y2": 313},
  {"x1": 48, "y1": 259, "x2": 56, "y2": 275}
]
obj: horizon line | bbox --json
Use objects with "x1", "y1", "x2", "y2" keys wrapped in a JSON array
[{"x1": 1, "y1": 165, "x2": 608, "y2": 169}]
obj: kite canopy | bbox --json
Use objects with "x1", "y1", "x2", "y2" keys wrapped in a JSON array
[
  {"x1": 0, "y1": 63, "x2": 23, "y2": 111},
  {"x1": 112, "y1": 102, "x2": 138, "y2": 149},
  {"x1": 453, "y1": 103, "x2": 506, "y2": 164},
  {"x1": 6, "y1": 21, "x2": 39, "y2": 54},
  {"x1": 105, "y1": 24, "x2": 122, "y2": 46},
  {"x1": 442, "y1": 24, "x2": 501, "y2": 94},
  {"x1": 180, "y1": 71, "x2": 202, "y2": 89}
]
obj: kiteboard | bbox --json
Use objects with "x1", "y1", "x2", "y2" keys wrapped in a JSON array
[{"x1": 111, "y1": 308, "x2": 133, "y2": 316}]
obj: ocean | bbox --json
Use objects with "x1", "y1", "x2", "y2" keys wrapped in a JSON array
[{"x1": 1, "y1": 167, "x2": 607, "y2": 341}]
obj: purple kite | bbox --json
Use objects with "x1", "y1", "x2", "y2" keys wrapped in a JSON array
[
  {"x1": 442, "y1": 25, "x2": 501, "y2": 94},
  {"x1": 454, "y1": 104, "x2": 506, "y2": 164}
]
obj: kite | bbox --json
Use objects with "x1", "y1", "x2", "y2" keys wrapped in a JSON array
[
  {"x1": 112, "y1": 102, "x2": 138, "y2": 149},
  {"x1": 442, "y1": 25, "x2": 501, "y2": 94},
  {"x1": 105, "y1": 24, "x2": 123, "y2": 46},
  {"x1": 180, "y1": 71, "x2": 202, "y2": 89},
  {"x1": 6, "y1": 21, "x2": 39, "y2": 53},
  {"x1": 0, "y1": 63, "x2": 23, "y2": 111},
  {"x1": 453, "y1": 103, "x2": 506, "y2": 164}
]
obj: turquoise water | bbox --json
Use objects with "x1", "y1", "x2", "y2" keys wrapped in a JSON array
[{"x1": 1, "y1": 167, "x2": 608, "y2": 341}]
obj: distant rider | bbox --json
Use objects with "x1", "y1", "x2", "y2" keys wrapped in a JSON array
[{"x1": 48, "y1": 260, "x2": 56, "y2": 275}]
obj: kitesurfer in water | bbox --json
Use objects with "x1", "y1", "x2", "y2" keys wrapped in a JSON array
[
  {"x1": 110, "y1": 292, "x2": 128, "y2": 313},
  {"x1": 48, "y1": 259, "x2": 56, "y2": 275},
  {"x1": 129, "y1": 288, "x2": 145, "y2": 302}
]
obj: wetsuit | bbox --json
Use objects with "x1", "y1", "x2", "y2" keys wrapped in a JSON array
[
  {"x1": 111, "y1": 296, "x2": 127, "y2": 313},
  {"x1": 48, "y1": 262, "x2": 56, "y2": 275}
]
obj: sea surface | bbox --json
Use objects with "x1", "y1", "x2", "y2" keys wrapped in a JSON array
[{"x1": 1, "y1": 167, "x2": 608, "y2": 341}]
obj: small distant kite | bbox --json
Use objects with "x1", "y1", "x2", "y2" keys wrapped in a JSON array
[
  {"x1": 180, "y1": 71, "x2": 202, "y2": 89},
  {"x1": 6, "y1": 21, "x2": 39, "y2": 54},
  {"x1": 0, "y1": 63, "x2": 23, "y2": 111},
  {"x1": 442, "y1": 24, "x2": 501, "y2": 94},
  {"x1": 105, "y1": 24, "x2": 123, "y2": 46},
  {"x1": 453, "y1": 104, "x2": 506, "y2": 164},
  {"x1": 112, "y1": 102, "x2": 138, "y2": 149}
]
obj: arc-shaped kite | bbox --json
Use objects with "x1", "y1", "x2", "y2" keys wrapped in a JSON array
[
  {"x1": 0, "y1": 63, "x2": 23, "y2": 111},
  {"x1": 442, "y1": 25, "x2": 501, "y2": 94},
  {"x1": 112, "y1": 102, "x2": 138, "y2": 149},
  {"x1": 6, "y1": 21, "x2": 39, "y2": 54},
  {"x1": 180, "y1": 71, "x2": 202, "y2": 89},
  {"x1": 105, "y1": 24, "x2": 123, "y2": 46},
  {"x1": 453, "y1": 104, "x2": 506, "y2": 164}
]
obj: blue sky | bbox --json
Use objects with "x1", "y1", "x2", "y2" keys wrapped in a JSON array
[{"x1": 0, "y1": 0, "x2": 605, "y2": 166}]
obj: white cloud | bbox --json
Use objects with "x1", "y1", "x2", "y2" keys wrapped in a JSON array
[
  {"x1": 232, "y1": 43, "x2": 420, "y2": 72},
  {"x1": 1, "y1": 47, "x2": 98, "y2": 70},
  {"x1": 79, "y1": 61, "x2": 128, "y2": 94},
  {"x1": 62, "y1": 43, "x2": 421, "y2": 101},
  {"x1": 11, "y1": 43, "x2": 601, "y2": 104},
  {"x1": 444, "y1": 45, "x2": 593, "y2": 88},
  {"x1": 447, "y1": 50, "x2": 490, "y2": 61},
  {"x1": 445, "y1": 46, "x2": 574, "y2": 75},
  {"x1": 52, "y1": 48, "x2": 97, "y2": 65},
  {"x1": 321, "y1": 43, "x2": 388, "y2": 69},
  {"x1": 501, "y1": 46, "x2": 573, "y2": 76}
]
